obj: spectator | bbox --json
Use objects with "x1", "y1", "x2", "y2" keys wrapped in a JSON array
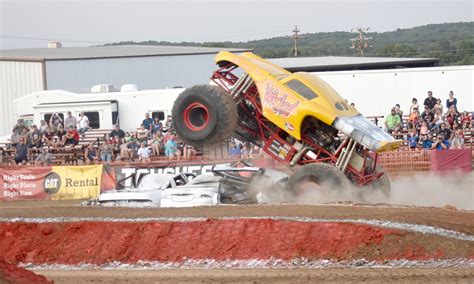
[
  {"x1": 420, "y1": 133, "x2": 433, "y2": 149},
  {"x1": 109, "y1": 124, "x2": 125, "y2": 139},
  {"x1": 450, "y1": 130, "x2": 465, "y2": 149},
  {"x1": 164, "y1": 134, "x2": 178, "y2": 160},
  {"x1": 241, "y1": 142, "x2": 251, "y2": 158},
  {"x1": 63, "y1": 126, "x2": 80, "y2": 146},
  {"x1": 445, "y1": 105, "x2": 459, "y2": 127},
  {"x1": 394, "y1": 104, "x2": 403, "y2": 121},
  {"x1": 49, "y1": 113, "x2": 63, "y2": 131},
  {"x1": 137, "y1": 142, "x2": 151, "y2": 162},
  {"x1": 165, "y1": 115, "x2": 173, "y2": 129},
  {"x1": 77, "y1": 112, "x2": 90, "y2": 135},
  {"x1": 421, "y1": 105, "x2": 435, "y2": 128},
  {"x1": 152, "y1": 117, "x2": 163, "y2": 134},
  {"x1": 35, "y1": 148, "x2": 53, "y2": 166},
  {"x1": 434, "y1": 99, "x2": 443, "y2": 114},
  {"x1": 0, "y1": 147, "x2": 4, "y2": 164},
  {"x1": 42, "y1": 127, "x2": 55, "y2": 147},
  {"x1": 142, "y1": 113, "x2": 153, "y2": 131},
  {"x1": 228, "y1": 141, "x2": 241, "y2": 158},
  {"x1": 39, "y1": 120, "x2": 49, "y2": 134},
  {"x1": 151, "y1": 132, "x2": 163, "y2": 156},
  {"x1": 119, "y1": 139, "x2": 134, "y2": 161},
  {"x1": 437, "y1": 123, "x2": 452, "y2": 140},
  {"x1": 431, "y1": 134, "x2": 449, "y2": 151},
  {"x1": 127, "y1": 138, "x2": 140, "y2": 160},
  {"x1": 64, "y1": 111, "x2": 77, "y2": 129},
  {"x1": 384, "y1": 108, "x2": 402, "y2": 133},
  {"x1": 137, "y1": 124, "x2": 148, "y2": 144},
  {"x1": 446, "y1": 91, "x2": 457, "y2": 111},
  {"x1": 250, "y1": 144, "x2": 263, "y2": 158},
  {"x1": 55, "y1": 125, "x2": 67, "y2": 146},
  {"x1": 183, "y1": 145, "x2": 197, "y2": 160},
  {"x1": 12, "y1": 118, "x2": 28, "y2": 139},
  {"x1": 84, "y1": 142, "x2": 99, "y2": 164},
  {"x1": 423, "y1": 91, "x2": 437, "y2": 111},
  {"x1": 460, "y1": 111, "x2": 472, "y2": 130},
  {"x1": 14, "y1": 136, "x2": 28, "y2": 165},
  {"x1": 407, "y1": 132, "x2": 418, "y2": 150},
  {"x1": 431, "y1": 109, "x2": 445, "y2": 130},
  {"x1": 407, "y1": 107, "x2": 419, "y2": 130},
  {"x1": 419, "y1": 121, "x2": 429, "y2": 136},
  {"x1": 99, "y1": 140, "x2": 114, "y2": 162},
  {"x1": 28, "y1": 125, "x2": 42, "y2": 148},
  {"x1": 409, "y1": 98, "x2": 419, "y2": 115}
]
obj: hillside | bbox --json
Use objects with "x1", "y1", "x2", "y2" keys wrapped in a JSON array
[{"x1": 105, "y1": 22, "x2": 474, "y2": 65}]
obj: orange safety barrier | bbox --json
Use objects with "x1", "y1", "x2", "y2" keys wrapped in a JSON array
[{"x1": 378, "y1": 150, "x2": 431, "y2": 177}]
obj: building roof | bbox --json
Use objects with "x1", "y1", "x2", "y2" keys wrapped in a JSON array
[
  {"x1": 0, "y1": 45, "x2": 252, "y2": 61},
  {"x1": 269, "y1": 56, "x2": 439, "y2": 72}
]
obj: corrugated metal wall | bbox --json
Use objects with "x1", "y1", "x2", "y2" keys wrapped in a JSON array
[
  {"x1": 45, "y1": 54, "x2": 218, "y2": 92},
  {"x1": 0, "y1": 61, "x2": 44, "y2": 136}
]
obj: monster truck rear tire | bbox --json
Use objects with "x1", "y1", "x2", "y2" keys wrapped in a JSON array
[
  {"x1": 172, "y1": 85, "x2": 237, "y2": 148},
  {"x1": 285, "y1": 163, "x2": 349, "y2": 196}
]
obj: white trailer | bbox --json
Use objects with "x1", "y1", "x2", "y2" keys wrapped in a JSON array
[
  {"x1": 14, "y1": 88, "x2": 185, "y2": 132},
  {"x1": 314, "y1": 65, "x2": 473, "y2": 117}
]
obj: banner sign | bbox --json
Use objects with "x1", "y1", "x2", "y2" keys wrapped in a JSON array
[
  {"x1": 1, "y1": 165, "x2": 103, "y2": 201},
  {"x1": 50, "y1": 165, "x2": 103, "y2": 200},
  {"x1": 1, "y1": 167, "x2": 52, "y2": 201}
]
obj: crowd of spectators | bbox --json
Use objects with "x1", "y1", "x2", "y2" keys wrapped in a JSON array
[
  {"x1": 384, "y1": 90, "x2": 473, "y2": 150},
  {"x1": 4, "y1": 111, "x2": 88, "y2": 165}
]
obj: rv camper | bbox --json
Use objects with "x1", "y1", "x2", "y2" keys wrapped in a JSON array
[{"x1": 14, "y1": 86, "x2": 185, "y2": 131}]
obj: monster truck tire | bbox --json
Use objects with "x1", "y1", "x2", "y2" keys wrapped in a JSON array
[
  {"x1": 363, "y1": 168, "x2": 391, "y2": 198},
  {"x1": 285, "y1": 163, "x2": 349, "y2": 196},
  {"x1": 172, "y1": 85, "x2": 237, "y2": 148}
]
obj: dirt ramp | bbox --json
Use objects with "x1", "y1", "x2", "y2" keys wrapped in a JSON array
[
  {"x1": 1, "y1": 219, "x2": 472, "y2": 266},
  {"x1": 0, "y1": 259, "x2": 52, "y2": 284}
]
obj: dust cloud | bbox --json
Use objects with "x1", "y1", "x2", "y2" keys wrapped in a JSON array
[{"x1": 257, "y1": 172, "x2": 473, "y2": 210}]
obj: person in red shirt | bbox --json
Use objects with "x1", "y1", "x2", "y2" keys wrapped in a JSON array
[{"x1": 63, "y1": 126, "x2": 80, "y2": 146}]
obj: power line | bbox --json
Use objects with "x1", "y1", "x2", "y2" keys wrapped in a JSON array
[{"x1": 0, "y1": 35, "x2": 106, "y2": 45}]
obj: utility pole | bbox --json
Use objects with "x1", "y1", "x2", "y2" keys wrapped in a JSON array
[
  {"x1": 350, "y1": 27, "x2": 372, "y2": 56},
  {"x1": 287, "y1": 25, "x2": 305, "y2": 57}
]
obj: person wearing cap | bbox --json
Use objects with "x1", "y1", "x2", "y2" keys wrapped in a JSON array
[
  {"x1": 423, "y1": 91, "x2": 437, "y2": 111},
  {"x1": 64, "y1": 111, "x2": 77, "y2": 129},
  {"x1": 64, "y1": 126, "x2": 80, "y2": 146},
  {"x1": 431, "y1": 134, "x2": 449, "y2": 151},
  {"x1": 421, "y1": 105, "x2": 435, "y2": 127},
  {"x1": 384, "y1": 108, "x2": 402, "y2": 134},
  {"x1": 110, "y1": 125, "x2": 125, "y2": 139}
]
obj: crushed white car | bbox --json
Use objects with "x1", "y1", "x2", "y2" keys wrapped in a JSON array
[{"x1": 84, "y1": 166, "x2": 288, "y2": 207}]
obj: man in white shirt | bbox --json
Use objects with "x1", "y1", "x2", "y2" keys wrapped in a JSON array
[
  {"x1": 77, "y1": 112, "x2": 90, "y2": 135},
  {"x1": 137, "y1": 142, "x2": 151, "y2": 162}
]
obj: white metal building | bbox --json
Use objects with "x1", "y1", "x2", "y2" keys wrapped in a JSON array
[{"x1": 0, "y1": 45, "x2": 250, "y2": 136}]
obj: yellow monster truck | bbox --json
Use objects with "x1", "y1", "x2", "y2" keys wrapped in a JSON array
[{"x1": 172, "y1": 51, "x2": 401, "y2": 195}]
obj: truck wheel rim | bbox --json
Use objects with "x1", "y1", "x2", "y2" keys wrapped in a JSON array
[{"x1": 183, "y1": 103, "x2": 209, "y2": 131}]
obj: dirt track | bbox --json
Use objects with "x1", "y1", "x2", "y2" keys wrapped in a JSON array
[
  {"x1": 1, "y1": 200, "x2": 473, "y2": 234},
  {"x1": 1, "y1": 200, "x2": 473, "y2": 283},
  {"x1": 35, "y1": 268, "x2": 474, "y2": 283}
]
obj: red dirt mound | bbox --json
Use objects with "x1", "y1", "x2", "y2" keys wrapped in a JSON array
[
  {"x1": 0, "y1": 259, "x2": 52, "y2": 284},
  {"x1": 2, "y1": 218, "x2": 471, "y2": 266}
]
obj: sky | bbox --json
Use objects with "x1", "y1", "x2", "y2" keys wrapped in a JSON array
[{"x1": 0, "y1": 0, "x2": 472, "y2": 49}]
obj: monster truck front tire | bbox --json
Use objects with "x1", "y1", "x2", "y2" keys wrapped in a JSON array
[
  {"x1": 285, "y1": 163, "x2": 349, "y2": 196},
  {"x1": 172, "y1": 85, "x2": 237, "y2": 148},
  {"x1": 363, "y1": 168, "x2": 391, "y2": 198}
]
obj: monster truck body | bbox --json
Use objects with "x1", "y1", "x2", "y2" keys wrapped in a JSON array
[{"x1": 172, "y1": 51, "x2": 401, "y2": 191}]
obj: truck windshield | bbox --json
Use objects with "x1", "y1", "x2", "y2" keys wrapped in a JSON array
[{"x1": 284, "y1": 80, "x2": 318, "y2": 100}]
